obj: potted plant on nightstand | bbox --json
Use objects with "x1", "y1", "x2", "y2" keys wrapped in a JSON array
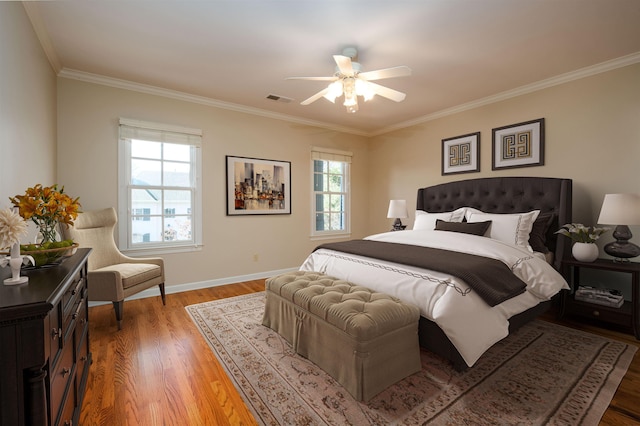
[{"x1": 556, "y1": 223, "x2": 609, "y2": 262}]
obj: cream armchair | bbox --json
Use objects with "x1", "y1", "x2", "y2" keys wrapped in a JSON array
[{"x1": 62, "y1": 207, "x2": 165, "y2": 330}]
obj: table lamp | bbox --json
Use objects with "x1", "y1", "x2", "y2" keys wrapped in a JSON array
[
  {"x1": 597, "y1": 193, "x2": 640, "y2": 262},
  {"x1": 387, "y1": 200, "x2": 408, "y2": 231}
]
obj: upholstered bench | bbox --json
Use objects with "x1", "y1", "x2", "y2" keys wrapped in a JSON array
[{"x1": 262, "y1": 271, "x2": 421, "y2": 402}]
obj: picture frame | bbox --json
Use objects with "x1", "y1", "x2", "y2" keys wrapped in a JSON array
[
  {"x1": 492, "y1": 118, "x2": 545, "y2": 170},
  {"x1": 225, "y1": 155, "x2": 291, "y2": 215},
  {"x1": 441, "y1": 132, "x2": 480, "y2": 176}
]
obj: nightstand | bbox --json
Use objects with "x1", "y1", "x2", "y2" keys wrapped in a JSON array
[{"x1": 560, "y1": 258, "x2": 640, "y2": 339}]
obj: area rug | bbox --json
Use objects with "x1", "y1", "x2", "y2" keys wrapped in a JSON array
[{"x1": 186, "y1": 292, "x2": 637, "y2": 426}]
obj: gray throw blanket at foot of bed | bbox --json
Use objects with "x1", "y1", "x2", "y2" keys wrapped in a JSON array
[{"x1": 315, "y1": 240, "x2": 527, "y2": 306}]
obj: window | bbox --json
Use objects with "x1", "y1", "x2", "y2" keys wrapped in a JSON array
[
  {"x1": 118, "y1": 118, "x2": 202, "y2": 253},
  {"x1": 311, "y1": 147, "x2": 352, "y2": 237}
]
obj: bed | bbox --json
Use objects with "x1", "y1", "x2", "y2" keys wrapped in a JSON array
[{"x1": 300, "y1": 176, "x2": 572, "y2": 370}]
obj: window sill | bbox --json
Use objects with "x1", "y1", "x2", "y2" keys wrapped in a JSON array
[
  {"x1": 120, "y1": 244, "x2": 202, "y2": 257},
  {"x1": 309, "y1": 233, "x2": 352, "y2": 242}
]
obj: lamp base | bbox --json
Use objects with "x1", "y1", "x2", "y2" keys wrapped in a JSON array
[
  {"x1": 391, "y1": 218, "x2": 406, "y2": 231},
  {"x1": 604, "y1": 225, "x2": 640, "y2": 262}
]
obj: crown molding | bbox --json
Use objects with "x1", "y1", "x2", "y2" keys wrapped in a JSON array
[
  {"x1": 22, "y1": 2, "x2": 61, "y2": 73},
  {"x1": 57, "y1": 69, "x2": 370, "y2": 137},
  {"x1": 371, "y1": 51, "x2": 640, "y2": 137},
  {"x1": 57, "y1": 50, "x2": 639, "y2": 139}
]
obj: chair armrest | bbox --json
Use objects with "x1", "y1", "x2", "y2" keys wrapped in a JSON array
[
  {"x1": 118, "y1": 255, "x2": 164, "y2": 268},
  {"x1": 87, "y1": 270, "x2": 125, "y2": 301}
]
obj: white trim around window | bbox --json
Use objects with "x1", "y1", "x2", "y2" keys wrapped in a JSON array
[
  {"x1": 310, "y1": 147, "x2": 352, "y2": 238},
  {"x1": 118, "y1": 118, "x2": 203, "y2": 255}
]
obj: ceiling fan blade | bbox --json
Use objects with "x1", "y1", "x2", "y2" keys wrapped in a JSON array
[
  {"x1": 358, "y1": 66, "x2": 412, "y2": 81},
  {"x1": 300, "y1": 87, "x2": 330, "y2": 105},
  {"x1": 286, "y1": 76, "x2": 337, "y2": 81},
  {"x1": 333, "y1": 55, "x2": 354, "y2": 76},
  {"x1": 367, "y1": 81, "x2": 406, "y2": 102}
]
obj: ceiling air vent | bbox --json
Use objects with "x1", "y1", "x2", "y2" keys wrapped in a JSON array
[{"x1": 266, "y1": 94, "x2": 292, "y2": 103}]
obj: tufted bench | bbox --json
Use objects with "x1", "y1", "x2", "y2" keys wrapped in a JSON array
[{"x1": 262, "y1": 271, "x2": 421, "y2": 402}]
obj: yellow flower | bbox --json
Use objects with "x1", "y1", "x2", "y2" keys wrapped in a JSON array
[{"x1": 9, "y1": 184, "x2": 81, "y2": 243}]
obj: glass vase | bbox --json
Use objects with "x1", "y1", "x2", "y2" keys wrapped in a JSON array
[{"x1": 37, "y1": 221, "x2": 59, "y2": 245}]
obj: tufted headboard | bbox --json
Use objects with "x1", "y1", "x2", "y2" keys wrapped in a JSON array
[{"x1": 416, "y1": 177, "x2": 572, "y2": 270}]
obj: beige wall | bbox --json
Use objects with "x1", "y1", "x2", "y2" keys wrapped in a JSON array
[
  {"x1": 368, "y1": 63, "x2": 640, "y2": 257},
  {"x1": 0, "y1": 3, "x2": 57, "y2": 223},
  {"x1": 56, "y1": 79, "x2": 370, "y2": 287},
  {"x1": 4, "y1": 5, "x2": 640, "y2": 289}
]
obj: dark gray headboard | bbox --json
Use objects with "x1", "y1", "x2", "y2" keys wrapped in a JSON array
[{"x1": 416, "y1": 177, "x2": 572, "y2": 270}]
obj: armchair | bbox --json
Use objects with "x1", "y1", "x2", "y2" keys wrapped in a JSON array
[{"x1": 61, "y1": 207, "x2": 165, "y2": 329}]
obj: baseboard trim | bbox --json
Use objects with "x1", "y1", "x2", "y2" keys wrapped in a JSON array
[{"x1": 88, "y1": 267, "x2": 298, "y2": 307}]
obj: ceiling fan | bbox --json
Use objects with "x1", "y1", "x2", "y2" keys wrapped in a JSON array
[{"x1": 286, "y1": 47, "x2": 411, "y2": 113}]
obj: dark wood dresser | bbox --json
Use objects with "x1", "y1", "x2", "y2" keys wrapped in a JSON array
[{"x1": 0, "y1": 248, "x2": 92, "y2": 426}]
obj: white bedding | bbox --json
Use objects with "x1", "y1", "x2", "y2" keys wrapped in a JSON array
[{"x1": 299, "y1": 229, "x2": 569, "y2": 367}]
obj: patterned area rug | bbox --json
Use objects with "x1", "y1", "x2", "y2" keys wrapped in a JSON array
[{"x1": 186, "y1": 292, "x2": 636, "y2": 426}]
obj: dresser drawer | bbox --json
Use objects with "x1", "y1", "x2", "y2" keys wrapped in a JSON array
[
  {"x1": 73, "y1": 297, "x2": 88, "y2": 348},
  {"x1": 76, "y1": 329, "x2": 90, "y2": 389},
  {"x1": 49, "y1": 302, "x2": 63, "y2": 367},
  {"x1": 49, "y1": 336, "x2": 75, "y2": 425},
  {"x1": 62, "y1": 276, "x2": 84, "y2": 332},
  {"x1": 57, "y1": 382, "x2": 76, "y2": 426}
]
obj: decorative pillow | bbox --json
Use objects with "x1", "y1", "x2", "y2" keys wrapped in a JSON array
[
  {"x1": 413, "y1": 208, "x2": 466, "y2": 230},
  {"x1": 528, "y1": 212, "x2": 555, "y2": 254},
  {"x1": 466, "y1": 210, "x2": 540, "y2": 251},
  {"x1": 435, "y1": 219, "x2": 492, "y2": 236}
]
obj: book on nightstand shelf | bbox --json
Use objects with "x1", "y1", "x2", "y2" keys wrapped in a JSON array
[{"x1": 574, "y1": 285, "x2": 624, "y2": 308}]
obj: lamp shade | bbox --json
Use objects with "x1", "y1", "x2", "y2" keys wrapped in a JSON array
[
  {"x1": 387, "y1": 200, "x2": 408, "y2": 219},
  {"x1": 597, "y1": 194, "x2": 640, "y2": 225}
]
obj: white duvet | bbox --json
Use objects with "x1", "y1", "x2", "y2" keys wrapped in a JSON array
[{"x1": 299, "y1": 230, "x2": 569, "y2": 367}]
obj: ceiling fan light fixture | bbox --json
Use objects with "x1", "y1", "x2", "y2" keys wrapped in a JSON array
[
  {"x1": 323, "y1": 80, "x2": 343, "y2": 103},
  {"x1": 290, "y1": 47, "x2": 410, "y2": 113},
  {"x1": 342, "y1": 78, "x2": 358, "y2": 112},
  {"x1": 343, "y1": 93, "x2": 357, "y2": 107},
  {"x1": 355, "y1": 79, "x2": 375, "y2": 101}
]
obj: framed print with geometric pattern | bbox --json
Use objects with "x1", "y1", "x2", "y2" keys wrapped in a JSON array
[
  {"x1": 441, "y1": 132, "x2": 480, "y2": 176},
  {"x1": 492, "y1": 118, "x2": 545, "y2": 170}
]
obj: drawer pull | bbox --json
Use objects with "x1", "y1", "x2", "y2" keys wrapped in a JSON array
[
  {"x1": 593, "y1": 310, "x2": 600, "y2": 316},
  {"x1": 80, "y1": 355, "x2": 88, "y2": 362},
  {"x1": 64, "y1": 420, "x2": 73, "y2": 426},
  {"x1": 61, "y1": 367, "x2": 70, "y2": 377},
  {"x1": 51, "y1": 328, "x2": 62, "y2": 340},
  {"x1": 72, "y1": 298, "x2": 84, "y2": 320}
]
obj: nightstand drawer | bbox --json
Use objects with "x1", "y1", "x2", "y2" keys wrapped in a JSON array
[
  {"x1": 565, "y1": 299, "x2": 632, "y2": 327},
  {"x1": 561, "y1": 258, "x2": 640, "y2": 339}
]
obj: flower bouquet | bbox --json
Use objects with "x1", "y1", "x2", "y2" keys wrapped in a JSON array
[
  {"x1": 555, "y1": 223, "x2": 609, "y2": 243},
  {"x1": 8, "y1": 184, "x2": 81, "y2": 266}
]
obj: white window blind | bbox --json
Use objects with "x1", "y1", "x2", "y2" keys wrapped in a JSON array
[{"x1": 118, "y1": 118, "x2": 203, "y2": 254}]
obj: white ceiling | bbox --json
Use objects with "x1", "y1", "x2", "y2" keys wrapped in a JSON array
[{"x1": 25, "y1": 0, "x2": 640, "y2": 136}]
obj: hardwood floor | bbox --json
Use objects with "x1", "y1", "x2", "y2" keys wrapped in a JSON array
[{"x1": 80, "y1": 281, "x2": 640, "y2": 425}]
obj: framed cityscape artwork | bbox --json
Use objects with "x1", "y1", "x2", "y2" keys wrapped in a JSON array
[{"x1": 225, "y1": 155, "x2": 291, "y2": 215}]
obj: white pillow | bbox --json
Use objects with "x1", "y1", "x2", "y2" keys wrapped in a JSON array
[
  {"x1": 466, "y1": 210, "x2": 540, "y2": 251},
  {"x1": 413, "y1": 208, "x2": 465, "y2": 230},
  {"x1": 463, "y1": 207, "x2": 484, "y2": 221}
]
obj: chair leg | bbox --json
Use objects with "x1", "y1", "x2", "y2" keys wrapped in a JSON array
[
  {"x1": 112, "y1": 301, "x2": 123, "y2": 330},
  {"x1": 159, "y1": 283, "x2": 166, "y2": 305}
]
